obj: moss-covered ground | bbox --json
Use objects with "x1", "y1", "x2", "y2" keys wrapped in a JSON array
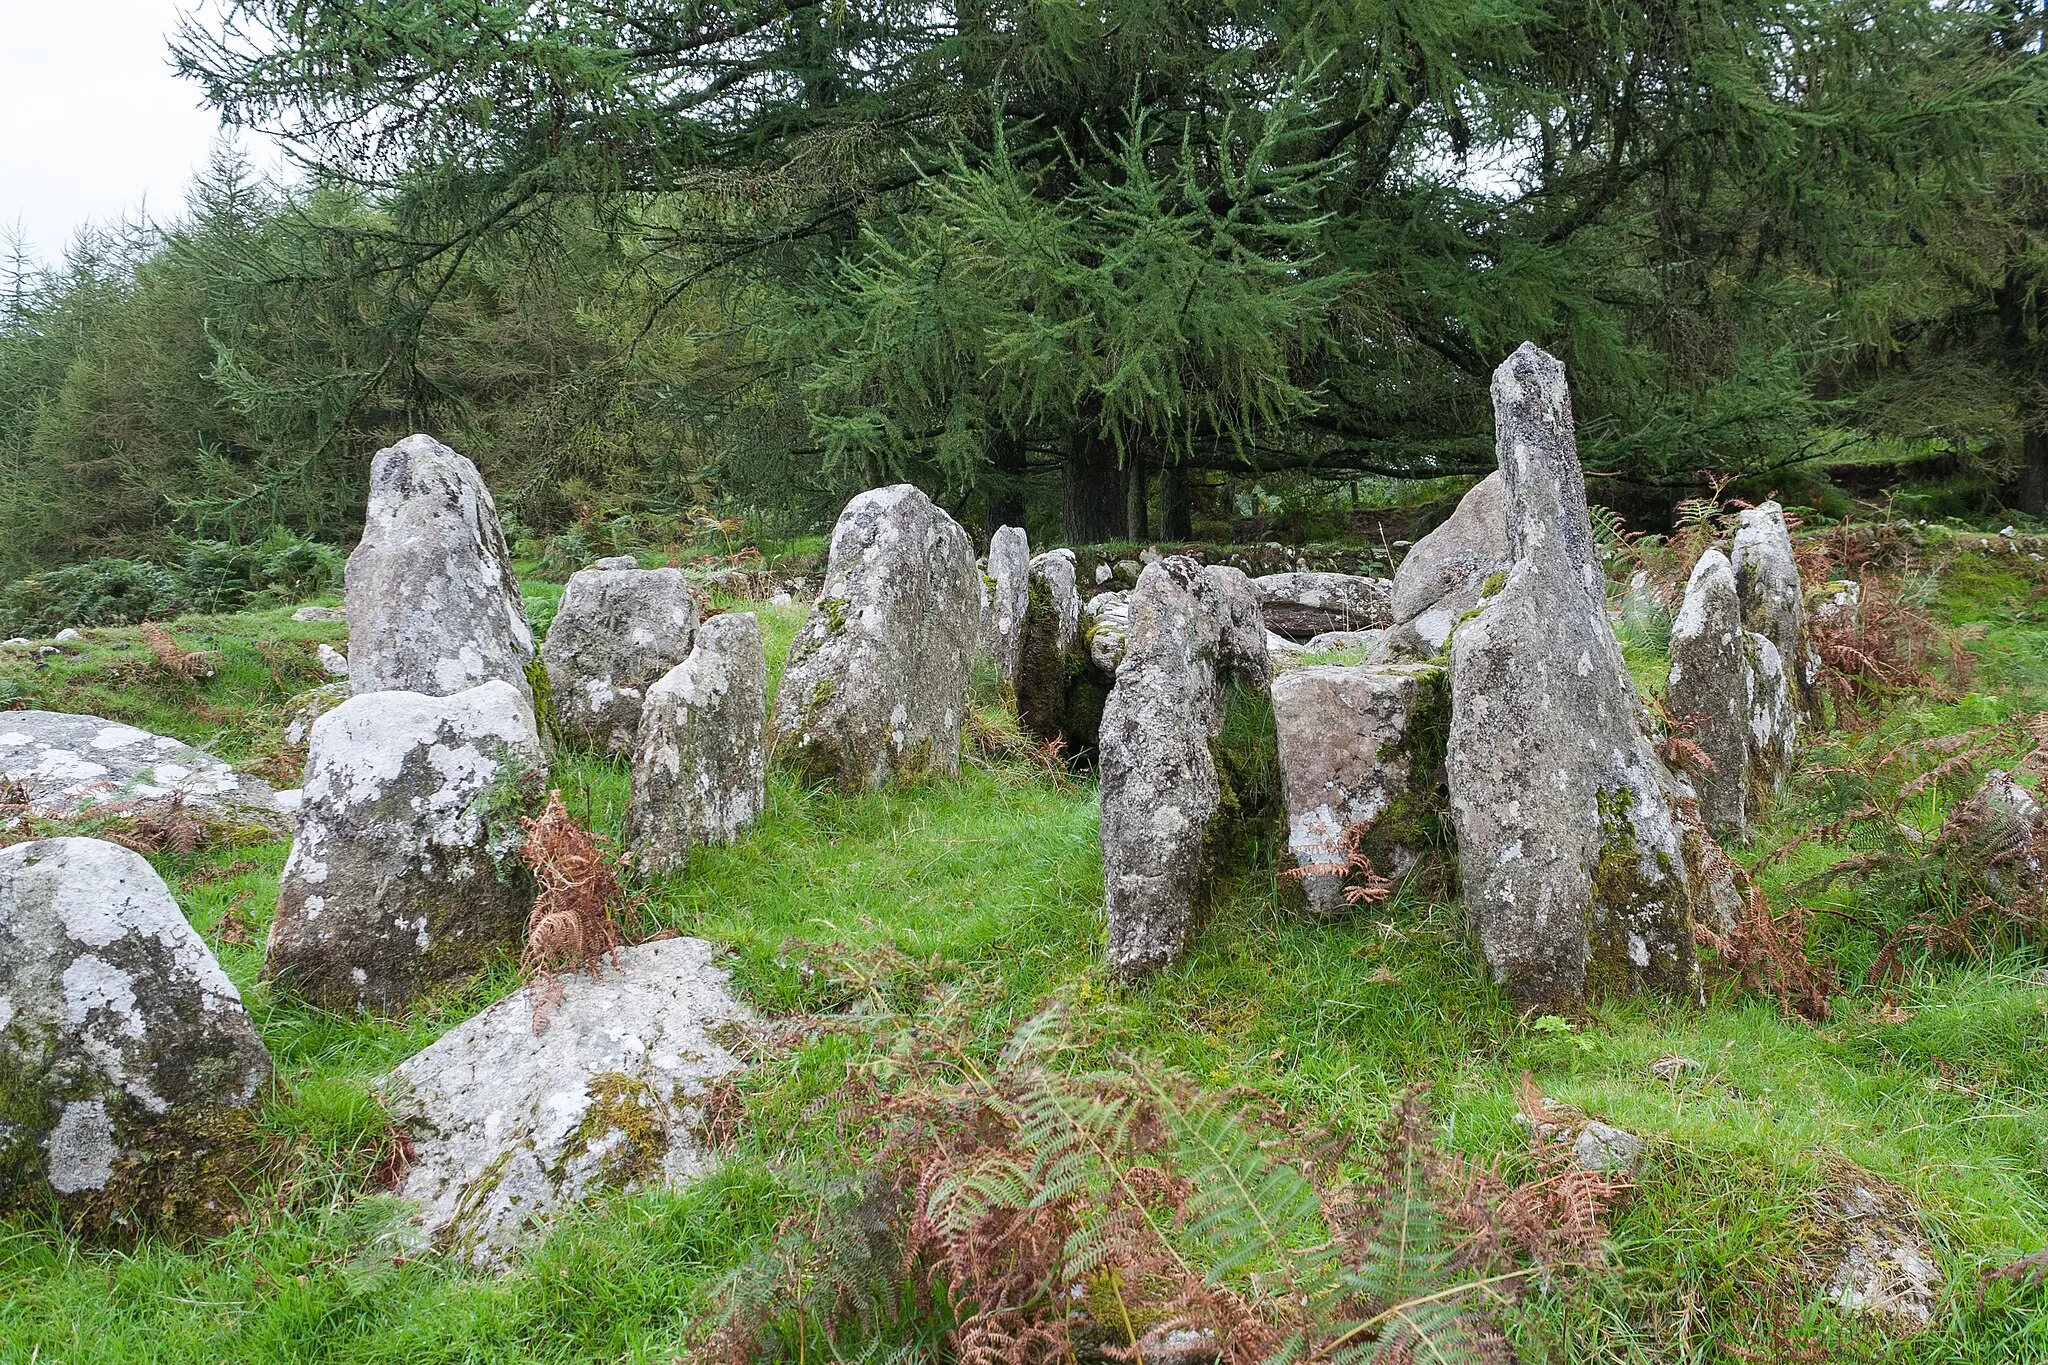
[{"x1": 2, "y1": 535, "x2": 2046, "y2": 1362}]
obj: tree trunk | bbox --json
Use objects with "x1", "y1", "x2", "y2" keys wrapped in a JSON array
[
  {"x1": 1063, "y1": 431, "x2": 1123, "y2": 545},
  {"x1": 986, "y1": 431, "x2": 1028, "y2": 542},
  {"x1": 2019, "y1": 426, "x2": 2047, "y2": 517},
  {"x1": 1159, "y1": 463, "x2": 1192, "y2": 540},
  {"x1": 1124, "y1": 452, "x2": 1149, "y2": 542}
]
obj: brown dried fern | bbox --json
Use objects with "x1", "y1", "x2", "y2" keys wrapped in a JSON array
[{"x1": 517, "y1": 788, "x2": 626, "y2": 1032}]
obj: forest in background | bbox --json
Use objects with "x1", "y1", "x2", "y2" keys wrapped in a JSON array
[{"x1": 2, "y1": 0, "x2": 2047, "y2": 584}]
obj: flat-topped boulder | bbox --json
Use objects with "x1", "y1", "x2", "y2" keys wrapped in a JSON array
[
  {"x1": 540, "y1": 564, "x2": 699, "y2": 753},
  {"x1": 770, "y1": 485, "x2": 981, "y2": 789},
  {"x1": 626, "y1": 613, "x2": 768, "y2": 872},
  {"x1": 382, "y1": 935, "x2": 750, "y2": 1269},
  {"x1": 0, "y1": 711, "x2": 288, "y2": 834},
  {"x1": 1250, "y1": 572, "x2": 1392, "y2": 642},
  {"x1": 0, "y1": 837, "x2": 273, "y2": 1235},
  {"x1": 266, "y1": 680, "x2": 547, "y2": 1012},
  {"x1": 345, "y1": 434, "x2": 536, "y2": 703}
]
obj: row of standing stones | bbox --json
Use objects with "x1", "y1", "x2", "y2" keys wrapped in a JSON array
[{"x1": 6, "y1": 349, "x2": 2035, "y2": 1282}]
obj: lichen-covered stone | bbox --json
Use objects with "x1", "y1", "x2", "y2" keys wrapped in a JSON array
[
  {"x1": 979, "y1": 525, "x2": 1031, "y2": 690},
  {"x1": 1815, "y1": 1177, "x2": 1943, "y2": 1331},
  {"x1": 1272, "y1": 662, "x2": 1448, "y2": 916},
  {"x1": 540, "y1": 565, "x2": 698, "y2": 753},
  {"x1": 1445, "y1": 344, "x2": 1705, "y2": 1008},
  {"x1": 0, "y1": 838, "x2": 272, "y2": 1235},
  {"x1": 769, "y1": 485, "x2": 981, "y2": 790},
  {"x1": 0, "y1": 711, "x2": 289, "y2": 835},
  {"x1": 1809, "y1": 578, "x2": 1861, "y2": 633},
  {"x1": 266, "y1": 680, "x2": 547, "y2": 1012},
  {"x1": 345, "y1": 434, "x2": 536, "y2": 702},
  {"x1": 1731, "y1": 501, "x2": 1811, "y2": 711},
  {"x1": 382, "y1": 936, "x2": 750, "y2": 1269},
  {"x1": 1302, "y1": 629, "x2": 1386, "y2": 655},
  {"x1": 626, "y1": 613, "x2": 767, "y2": 873},
  {"x1": 1016, "y1": 549, "x2": 1083, "y2": 743},
  {"x1": 1250, "y1": 572, "x2": 1392, "y2": 642},
  {"x1": 1667, "y1": 551, "x2": 1751, "y2": 836},
  {"x1": 1386, "y1": 471, "x2": 1510, "y2": 658},
  {"x1": 1745, "y1": 630, "x2": 1796, "y2": 810},
  {"x1": 1085, "y1": 590, "x2": 1130, "y2": 674},
  {"x1": 1099, "y1": 557, "x2": 1275, "y2": 976}
]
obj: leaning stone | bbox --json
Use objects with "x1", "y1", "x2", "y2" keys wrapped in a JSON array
[
  {"x1": 1016, "y1": 550, "x2": 1083, "y2": 744},
  {"x1": 1668, "y1": 551, "x2": 1750, "y2": 836},
  {"x1": 1389, "y1": 471, "x2": 1510, "y2": 632},
  {"x1": 382, "y1": 936, "x2": 749, "y2": 1270},
  {"x1": 266, "y1": 680, "x2": 546, "y2": 1012},
  {"x1": 0, "y1": 837, "x2": 272, "y2": 1235},
  {"x1": 1272, "y1": 662, "x2": 1447, "y2": 916},
  {"x1": 1099, "y1": 558, "x2": 1275, "y2": 976},
  {"x1": 626, "y1": 614, "x2": 768, "y2": 873},
  {"x1": 770, "y1": 486, "x2": 981, "y2": 790},
  {"x1": 978, "y1": 525, "x2": 1031, "y2": 690},
  {"x1": 344, "y1": 434, "x2": 535, "y2": 702},
  {"x1": 540, "y1": 565, "x2": 699, "y2": 754},
  {"x1": 1731, "y1": 501, "x2": 1811, "y2": 710},
  {"x1": 1445, "y1": 344, "x2": 1705, "y2": 1008},
  {"x1": 0, "y1": 711, "x2": 289, "y2": 835},
  {"x1": 1250, "y1": 572, "x2": 1392, "y2": 641}
]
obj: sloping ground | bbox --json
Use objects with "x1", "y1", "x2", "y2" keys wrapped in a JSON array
[{"x1": 1, "y1": 531, "x2": 2045, "y2": 1363}]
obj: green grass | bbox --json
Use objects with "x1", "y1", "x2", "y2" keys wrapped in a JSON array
[{"x1": 4, "y1": 554, "x2": 2048, "y2": 1361}]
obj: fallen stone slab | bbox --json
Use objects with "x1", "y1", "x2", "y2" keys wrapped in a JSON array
[
  {"x1": 1250, "y1": 572, "x2": 1392, "y2": 642},
  {"x1": 1813, "y1": 1176, "x2": 1943, "y2": 1331},
  {"x1": 381, "y1": 935, "x2": 751, "y2": 1269},
  {"x1": 0, "y1": 711, "x2": 289, "y2": 834}
]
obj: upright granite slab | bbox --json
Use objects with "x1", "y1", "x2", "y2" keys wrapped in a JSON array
[
  {"x1": 540, "y1": 563, "x2": 698, "y2": 753},
  {"x1": 1016, "y1": 549, "x2": 1084, "y2": 744},
  {"x1": 1731, "y1": 501, "x2": 1811, "y2": 712},
  {"x1": 979, "y1": 525, "x2": 1031, "y2": 691},
  {"x1": 626, "y1": 613, "x2": 768, "y2": 872}
]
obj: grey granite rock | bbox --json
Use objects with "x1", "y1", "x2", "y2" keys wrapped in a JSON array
[
  {"x1": 1667, "y1": 551, "x2": 1751, "y2": 836},
  {"x1": 979, "y1": 526, "x2": 1031, "y2": 690},
  {"x1": 0, "y1": 711, "x2": 288, "y2": 834},
  {"x1": 1388, "y1": 471, "x2": 1510, "y2": 654},
  {"x1": 541, "y1": 565, "x2": 699, "y2": 754},
  {"x1": 1731, "y1": 501, "x2": 1811, "y2": 711},
  {"x1": 1016, "y1": 549, "x2": 1083, "y2": 743},
  {"x1": 626, "y1": 614, "x2": 767, "y2": 872},
  {"x1": 1250, "y1": 572, "x2": 1393, "y2": 641}
]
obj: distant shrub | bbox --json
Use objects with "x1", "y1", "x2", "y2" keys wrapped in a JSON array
[
  {"x1": 0, "y1": 558, "x2": 179, "y2": 635},
  {"x1": 0, "y1": 530, "x2": 345, "y2": 635}
]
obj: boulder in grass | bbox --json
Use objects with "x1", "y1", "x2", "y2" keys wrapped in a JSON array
[
  {"x1": 770, "y1": 486, "x2": 981, "y2": 790},
  {"x1": 0, "y1": 837, "x2": 273, "y2": 1235},
  {"x1": 382, "y1": 936, "x2": 750, "y2": 1269},
  {"x1": 1731, "y1": 501, "x2": 1811, "y2": 710},
  {"x1": 266, "y1": 680, "x2": 547, "y2": 1012},
  {"x1": 1808, "y1": 579, "x2": 1861, "y2": 633},
  {"x1": 344, "y1": 434, "x2": 536, "y2": 703},
  {"x1": 1016, "y1": 549, "x2": 1084, "y2": 745},
  {"x1": 540, "y1": 564, "x2": 699, "y2": 754},
  {"x1": 1250, "y1": 572, "x2": 1393, "y2": 642},
  {"x1": 626, "y1": 613, "x2": 768, "y2": 873},
  {"x1": 1385, "y1": 471, "x2": 1510, "y2": 659},
  {"x1": 0, "y1": 710, "x2": 290, "y2": 835},
  {"x1": 978, "y1": 526, "x2": 1031, "y2": 691},
  {"x1": 1445, "y1": 345, "x2": 1706, "y2": 1009}
]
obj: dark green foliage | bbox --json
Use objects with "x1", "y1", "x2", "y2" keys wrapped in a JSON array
[{"x1": 0, "y1": 531, "x2": 342, "y2": 635}]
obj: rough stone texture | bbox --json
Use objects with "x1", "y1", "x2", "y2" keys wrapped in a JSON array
[
  {"x1": 266, "y1": 680, "x2": 547, "y2": 1012},
  {"x1": 1085, "y1": 591, "x2": 1130, "y2": 674},
  {"x1": 317, "y1": 643, "x2": 350, "y2": 678},
  {"x1": 0, "y1": 838, "x2": 272, "y2": 1233},
  {"x1": 1388, "y1": 470, "x2": 1510, "y2": 655},
  {"x1": 1816, "y1": 1178, "x2": 1943, "y2": 1330},
  {"x1": 1731, "y1": 501, "x2": 1810, "y2": 710},
  {"x1": 1016, "y1": 550, "x2": 1083, "y2": 743},
  {"x1": 1271, "y1": 662, "x2": 1447, "y2": 916},
  {"x1": 540, "y1": 565, "x2": 699, "y2": 754},
  {"x1": 1302, "y1": 630, "x2": 1386, "y2": 655},
  {"x1": 1098, "y1": 557, "x2": 1274, "y2": 976},
  {"x1": 770, "y1": 486, "x2": 981, "y2": 790},
  {"x1": 1667, "y1": 551, "x2": 1751, "y2": 836},
  {"x1": 284, "y1": 683, "x2": 349, "y2": 747},
  {"x1": 0, "y1": 711, "x2": 289, "y2": 834},
  {"x1": 382, "y1": 936, "x2": 749, "y2": 1269},
  {"x1": 345, "y1": 434, "x2": 536, "y2": 703},
  {"x1": 625, "y1": 613, "x2": 767, "y2": 873},
  {"x1": 1809, "y1": 579, "x2": 1861, "y2": 633},
  {"x1": 979, "y1": 525, "x2": 1031, "y2": 690},
  {"x1": 1445, "y1": 344, "x2": 1705, "y2": 1008},
  {"x1": 1250, "y1": 572, "x2": 1392, "y2": 641},
  {"x1": 292, "y1": 605, "x2": 345, "y2": 623},
  {"x1": 1572, "y1": 1122, "x2": 1645, "y2": 1175},
  {"x1": 1745, "y1": 631, "x2": 1797, "y2": 811}
]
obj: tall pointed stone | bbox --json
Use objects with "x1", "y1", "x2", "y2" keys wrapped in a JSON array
[
  {"x1": 1731, "y1": 501, "x2": 1812, "y2": 713},
  {"x1": 1445, "y1": 344, "x2": 1704, "y2": 1008},
  {"x1": 1667, "y1": 550, "x2": 1750, "y2": 836}
]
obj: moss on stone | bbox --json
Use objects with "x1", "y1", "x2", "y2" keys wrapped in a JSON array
[
  {"x1": 819, "y1": 596, "x2": 851, "y2": 636},
  {"x1": 32, "y1": 1101, "x2": 273, "y2": 1243},
  {"x1": 567, "y1": 1072, "x2": 670, "y2": 1190},
  {"x1": 1481, "y1": 570, "x2": 1509, "y2": 597},
  {"x1": 1201, "y1": 684, "x2": 1284, "y2": 915},
  {"x1": 1584, "y1": 784, "x2": 1691, "y2": 999}
]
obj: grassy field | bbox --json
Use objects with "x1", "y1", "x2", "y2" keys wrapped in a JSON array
[{"x1": 2, "y1": 534, "x2": 2046, "y2": 1363}]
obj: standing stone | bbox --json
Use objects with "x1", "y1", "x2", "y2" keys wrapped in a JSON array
[
  {"x1": 979, "y1": 526, "x2": 1031, "y2": 691},
  {"x1": 1667, "y1": 551, "x2": 1750, "y2": 836},
  {"x1": 1446, "y1": 345, "x2": 1705, "y2": 1008},
  {"x1": 1808, "y1": 579, "x2": 1861, "y2": 634},
  {"x1": 1745, "y1": 631, "x2": 1797, "y2": 809},
  {"x1": 1272, "y1": 662, "x2": 1448, "y2": 916},
  {"x1": 345, "y1": 434, "x2": 535, "y2": 703},
  {"x1": 1386, "y1": 471, "x2": 1510, "y2": 658},
  {"x1": 540, "y1": 565, "x2": 699, "y2": 754},
  {"x1": 1016, "y1": 549, "x2": 1083, "y2": 743},
  {"x1": 1, "y1": 838, "x2": 272, "y2": 1234},
  {"x1": 1099, "y1": 557, "x2": 1275, "y2": 976},
  {"x1": 770, "y1": 486, "x2": 982, "y2": 790},
  {"x1": 1250, "y1": 572, "x2": 1393, "y2": 642},
  {"x1": 1730, "y1": 501, "x2": 1811, "y2": 711},
  {"x1": 1085, "y1": 591, "x2": 1131, "y2": 674},
  {"x1": 266, "y1": 680, "x2": 547, "y2": 1012},
  {"x1": 626, "y1": 613, "x2": 768, "y2": 873}
]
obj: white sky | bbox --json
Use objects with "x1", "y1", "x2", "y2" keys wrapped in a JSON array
[{"x1": 0, "y1": 0, "x2": 283, "y2": 263}]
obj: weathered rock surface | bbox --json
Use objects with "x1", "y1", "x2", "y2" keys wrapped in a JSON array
[
  {"x1": 979, "y1": 525, "x2": 1031, "y2": 690},
  {"x1": 770, "y1": 486, "x2": 981, "y2": 790},
  {"x1": 0, "y1": 711, "x2": 289, "y2": 834},
  {"x1": 1016, "y1": 550, "x2": 1083, "y2": 743},
  {"x1": 0, "y1": 837, "x2": 272, "y2": 1233},
  {"x1": 1944, "y1": 769, "x2": 2043, "y2": 892},
  {"x1": 1085, "y1": 591, "x2": 1130, "y2": 674},
  {"x1": 1302, "y1": 630, "x2": 1386, "y2": 656},
  {"x1": 1731, "y1": 501, "x2": 1810, "y2": 710},
  {"x1": 1808, "y1": 579, "x2": 1861, "y2": 633},
  {"x1": 1745, "y1": 631, "x2": 1797, "y2": 809},
  {"x1": 1272, "y1": 662, "x2": 1447, "y2": 916},
  {"x1": 1386, "y1": 471, "x2": 1510, "y2": 658},
  {"x1": 1667, "y1": 551, "x2": 1751, "y2": 836},
  {"x1": 291, "y1": 605, "x2": 345, "y2": 624},
  {"x1": 1099, "y1": 557, "x2": 1274, "y2": 976},
  {"x1": 1445, "y1": 344, "x2": 1705, "y2": 1008},
  {"x1": 626, "y1": 613, "x2": 767, "y2": 873},
  {"x1": 1815, "y1": 1178, "x2": 1943, "y2": 1330},
  {"x1": 382, "y1": 936, "x2": 750, "y2": 1269},
  {"x1": 1572, "y1": 1122, "x2": 1645, "y2": 1175},
  {"x1": 266, "y1": 680, "x2": 547, "y2": 1012},
  {"x1": 540, "y1": 565, "x2": 699, "y2": 754},
  {"x1": 1250, "y1": 572, "x2": 1392, "y2": 641},
  {"x1": 345, "y1": 434, "x2": 536, "y2": 703}
]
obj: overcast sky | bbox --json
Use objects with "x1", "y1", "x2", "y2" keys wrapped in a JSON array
[{"x1": 1, "y1": 0, "x2": 284, "y2": 263}]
